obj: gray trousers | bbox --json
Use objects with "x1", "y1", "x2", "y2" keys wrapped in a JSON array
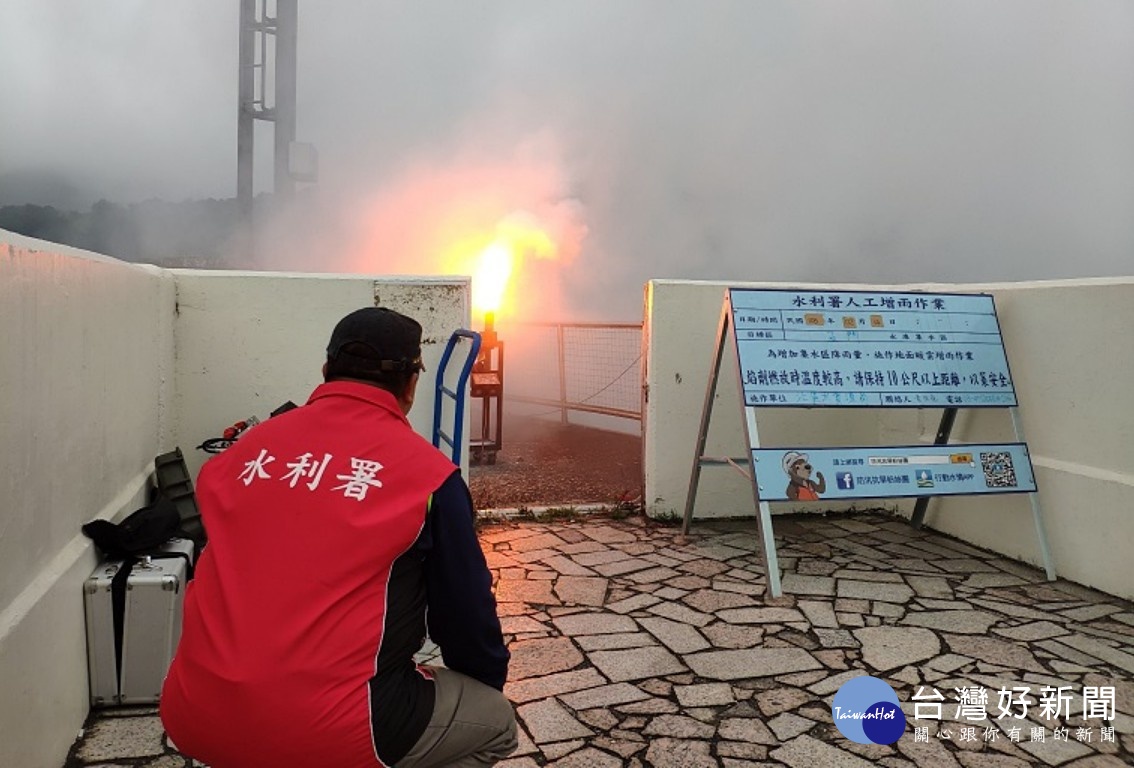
[{"x1": 397, "y1": 667, "x2": 518, "y2": 768}]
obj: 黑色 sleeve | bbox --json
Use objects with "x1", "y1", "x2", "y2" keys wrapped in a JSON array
[{"x1": 422, "y1": 470, "x2": 510, "y2": 691}]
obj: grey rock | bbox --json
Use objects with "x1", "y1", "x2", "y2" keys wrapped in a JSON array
[
  {"x1": 638, "y1": 616, "x2": 711, "y2": 654},
  {"x1": 516, "y1": 699, "x2": 593, "y2": 743},
  {"x1": 686, "y1": 648, "x2": 821, "y2": 680},
  {"x1": 616, "y1": 697, "x2": 680, "y2": 714},
  {"x1": 675, "y1": 682, "x2": 735, "y2": 707},
  {"x1": 605, "y1": 593, "x2": 661, "y2": 614},
  {"x1": 579, "y1": 525, "x2": 638, "y2": 544},
  {"x1": 717, "y1": 716, "x2": 777, "y2": 744},
  {"x1": 798, "y1": 600, "x2": 839, "y2": 629},
  {"x1": 576, "y1": 632, "x2": 656, "y2": 651},
  {"x1": 943, "y1": 635, "x2": 1046, "y2": 673},
  {"x1": 592, "y1": 735, "x2": 646, "y2": 758},
  {"x1": 643, "y1": 714, "x2": 716, "y2": 738},
  {"x1": 553, "y1": 575, "x2": 608, "y2": 607},
  {"x1": 559, "y1": 683, "x2": 650, "y2": 710},
  {"x1": 854, "y1": 626, "x2": 941, "y2": 671},
  {"x1": 508, "y1": 636, "x2": 584, "y2": 679},
  {"x1": 901, "y1": 610, "x2": 1001, "y2": 635},
  {"x1": 589, "y1": 646, "x2": 687, "y2": 682},
  {"x1": 815, "y1": 629, "x2": 861, "y2": 649},
  {"x1": 701, "y1": 622, "x2": 764, "y2": 649},
  {"x1": 771, "y1": 735, "x2": 877, "y2": 768},
  {"x1": 505, "y1": 668, "x2": 608, "y2": 704},
  {"x1": 644, "y1": 738, "x2": 716, "y2": 768},
  {"x1": 647, "y1": 601, "x2": 715, "y2": 627},
  {"x1": 767, "y1": 712, "x2": 814, "y2": 740},
  {"x1": 992, "y1": 621, "x2": 1070, "y2": 642},
  {"x1": 681, "y1": 588, "x2": 757, "y2": 613},
  {"x1": 542, "y1": 740, "x2": 586, "y2": 760},
  {"x1": 781, "y1": 573, "x2": 837, "y2": 596},
  {"x1": 549, "y1": 747, "x2": 622, "y2": 768},
  {"x1": 553, "y1": 612, "x2": 638, "y2": 636},
  {"x1": 838, "y1": 579, "x2": 915, "y2": 603},
  {"x1": 626, "y1": 566, "x2": 682, "y2": 584},
  {"x1": 717, "y1": 607, "x2": 806, "y2": 624}
]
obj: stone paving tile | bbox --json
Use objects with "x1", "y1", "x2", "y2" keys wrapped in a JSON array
[
  {"x1": 838, "y1": 578, "x2": 916, "y2": 603},
  {"x1": 901, "y1": 609, "x2": 1002, "y2": 634},
  {"x1": 718, "y1": 606, "x2": 806, "y2": 624},
  {"x1": 605, "y1": 592, "x2": 662, "y2": 614},
  {"x1": 646, "y1": 600, "x2": 715, "y2": 627},
  {"x1": 508, "y1": 637, "x2": 585, "y2": 679},
  {"x1": 517, "y1": 699, "x2": 594, "y2": 743},
  {"x1": 578, "y1": 525, "x2": 638, "y2": 544},
  {"x1": 644, "y1": 736, "x2": 716, "y2": 767},
  {"x1": 495, "y1": 577, "x2": 561, "y2": 605},
  {"x1": 542, "y1": 554, "x2": 597, "y2": 577},
  {"x1": 686, "y1": 648, "x2": 822, "y2": 680},
  {"x1": 68, "y1": 512, "x2": 1134, "y2": 768},
  {"x1": 772, "y1": 734, "x2": 878, "y2": 767},
  {"x1": 592, "y1": 557, "x2": 657, "y2": 577},
  {"x1": 854, "y1": 625, "x2": 941, "y2": 670},
  {"x1": 681, "y1": 588, "x2": 757, "y2": 612},
  {"x1": 638, "y1": 616, "x2": 712, "y2": 654},
  {"x1": 505, "y1": 668, "x2": 608, "y2": 704},
  {"x1": 590, "y1": 646, "x2": 687, "y2": 682},
  {"x1": 576, "y1": 631, "x2": 656, "y2": 651},
  {"x1": 571, "y1": 548, "x2": 634, "y2": 567},
  {"x1": 674, "y1": 682, "x2": 735, "y2": 707},
  {"x1": 781, "y1": 573, "x2": 837, "y2": 596},
  {"x1": 553, "y1": 612, "x2": 637, "y2": 636},
  {"x1": 798, "y1": 599, "x2": 840, "y2": 629},
  {"x1": 626, "y1": 566, "x2": 683, "y2": 584},
  {"x1": 553, "y1": 575, "x2": 609, "y2": 606}
]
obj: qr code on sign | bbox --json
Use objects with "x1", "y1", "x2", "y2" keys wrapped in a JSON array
[{"x1": 980, "y1": 452, "x2": 1017, "y2": 488}]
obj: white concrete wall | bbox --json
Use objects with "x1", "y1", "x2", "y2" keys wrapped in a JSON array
[
  {"x1": 645, "y1": 278, "x2": 1134, "y2": 600},
  {"x1": 905, "y1": 279, "x2": 1134, "y2": 601},
  {"x1": 0, "y1": 230, "x2": 175, "y2": 768},
  {"x1": 171, "y1": 271, "x2": 471, "y2": 481}
]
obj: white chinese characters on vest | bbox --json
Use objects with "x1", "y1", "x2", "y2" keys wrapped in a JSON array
[{"x1": 238, "y1": 451, "x2": 385, "y2": 501}]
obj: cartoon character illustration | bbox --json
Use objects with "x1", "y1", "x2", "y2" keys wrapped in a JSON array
[{"x1": 782, "y1": 451, "x2": 826, "y2": 501}]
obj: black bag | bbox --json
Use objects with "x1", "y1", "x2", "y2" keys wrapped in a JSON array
[
  {"x1": 154, "y1": 448, "x2": 207, "y2": 549},
  {"x1": 82, "y1": 495, "x2": 181, "y2": 560}
]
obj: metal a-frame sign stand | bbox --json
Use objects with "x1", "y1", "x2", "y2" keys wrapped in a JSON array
[
  {"x1": 681, "y1": 288, "x2": 1056, "y2": 599},
  {"x1": 681, "y1": 297, "x2": 785, "y2": 596}
]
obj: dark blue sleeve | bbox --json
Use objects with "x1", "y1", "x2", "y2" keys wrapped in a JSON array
[{"x1": 421, "y1": 470, "x2": 509, "y2": 691}]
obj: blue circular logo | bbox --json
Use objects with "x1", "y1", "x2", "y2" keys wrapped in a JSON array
[{"x1": 831, "y1": 676, "x2": 907, "y2": 744}]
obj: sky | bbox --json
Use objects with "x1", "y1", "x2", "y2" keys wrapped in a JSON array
[{"x1": 2, "y1": 1, "x2": 1133, "y2": 319}]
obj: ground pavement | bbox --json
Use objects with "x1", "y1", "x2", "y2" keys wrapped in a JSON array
[{"x1": 66, "y1": 512, "x2": 1134, "y2": 767}]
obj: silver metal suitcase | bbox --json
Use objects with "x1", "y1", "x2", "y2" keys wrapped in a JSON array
[{"x1": 84, "y1": 537, "x2": 193, "y2": 706}]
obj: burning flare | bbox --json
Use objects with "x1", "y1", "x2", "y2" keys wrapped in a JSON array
[
  {"x1": 473, "y1": 242, "x2": 514, "y2": 315},
  {"x1": 462, "y1": 212, "x2": 558, "y2": 320}
]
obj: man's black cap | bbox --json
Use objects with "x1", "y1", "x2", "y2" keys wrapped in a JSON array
[{"x1": 326, "y1": 307, "x2": 425, "y2": 373}]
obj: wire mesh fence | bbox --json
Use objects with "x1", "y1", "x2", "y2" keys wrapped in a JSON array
[{"x1": 500, "y1": 322, "x2": 643, "y2": 422}]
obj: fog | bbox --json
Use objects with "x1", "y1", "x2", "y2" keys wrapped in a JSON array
[{"x1": 3, "y1": 1, "x2": 1133, "y2": 319}]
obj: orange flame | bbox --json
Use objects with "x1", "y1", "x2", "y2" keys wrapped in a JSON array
[
  {"x1": 472, "y1": 242, "x2": 514, "y2": 315},
  {"x1": 447, "y1": 212, "x2": 558, "y2": 321}
]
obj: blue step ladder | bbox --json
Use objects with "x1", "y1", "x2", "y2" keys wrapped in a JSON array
[{"x1": 432, "y1": 330, "x2": 482, "y2": 465}]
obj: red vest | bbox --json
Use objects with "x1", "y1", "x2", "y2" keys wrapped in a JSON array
[{"x1": 161, "y1": 382, "x2": 456, "y2": 768}]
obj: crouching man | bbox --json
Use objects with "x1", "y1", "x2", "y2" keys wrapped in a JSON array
[{"x1": 161, "y1": 307, "x2": 516, "y2": 768}]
